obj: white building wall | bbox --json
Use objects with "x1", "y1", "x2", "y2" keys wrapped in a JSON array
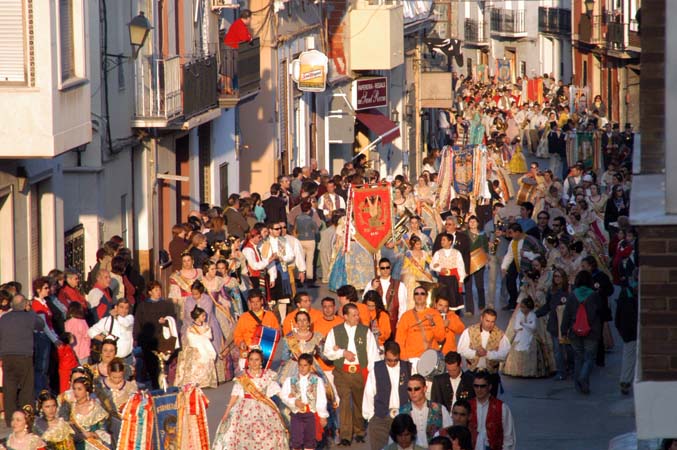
[{"x1": 211, "y1": 108, "x2": 238, "y2": 205}]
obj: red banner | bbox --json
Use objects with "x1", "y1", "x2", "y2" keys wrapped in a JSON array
[{"x1": 351, "y1": 184, "x2": 393, "y2": 254}]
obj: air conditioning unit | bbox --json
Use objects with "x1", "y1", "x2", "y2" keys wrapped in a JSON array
[{"x1": 211, "y1": 0, "x2": 239, "y2": 10}]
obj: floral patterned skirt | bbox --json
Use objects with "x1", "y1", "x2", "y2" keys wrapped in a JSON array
[{"x1": 212, "y1": 398, "x2": 289, "y2": 450}]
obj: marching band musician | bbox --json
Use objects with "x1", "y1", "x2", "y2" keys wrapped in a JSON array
[{"x1": 395, "y1": 286, "x2": 445, "y2": 368}]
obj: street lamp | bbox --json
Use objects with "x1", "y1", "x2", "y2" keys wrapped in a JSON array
[
  {"x1": 584, "y1": 0, "x2": 595, "y2": 17},
  {"x1": 129, "y1": 11, "x2": 152, "y2": 59}
]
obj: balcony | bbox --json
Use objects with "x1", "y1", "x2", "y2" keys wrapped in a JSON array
[
  {"x1": 490, "y1": 8, "x2": 527, "y2": 37},
  {"x1": 464, "y1": 18, "x2": 489, "y2": 46},
  {"x1": 576, "y1": 14, "x2": 603, "y2": 45},
  {"x1": 218, "y1": 37, "x2": 261, "y2": 109},
  {"x1": 183, "y1": 55, "x2": 218, "y2": 118},
  {"x1": 538, "y1": 7, "x2": 571, "y2": 36},
  {"x1": 607, "y1": 20, "x2": 641, "y2": 52},
  {"x1": 133, "y1": 56, "x2": 182, "y2": 127}
]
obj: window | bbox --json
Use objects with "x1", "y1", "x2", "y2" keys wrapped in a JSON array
[
  {"x1": 0, "y1": 0, "x2": 27, "y2": 84},
  {"x1": 57, "y1": 0, "x2": 86, "y2": 87},
  {"x1": 59, "y1": 0, "x2": 75, "y2": 81}
]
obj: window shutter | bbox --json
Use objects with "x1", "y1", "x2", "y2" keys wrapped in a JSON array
[
  {"x1": 0, "y1": 0, "x2": 26, "y2": 84},
  {"x1": 59, "y1": 0, "x2": 75, "y2": 81}
]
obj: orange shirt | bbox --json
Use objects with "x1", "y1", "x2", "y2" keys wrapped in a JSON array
[
  {"x1": 233, "y1": 310, "x2": 280, "y2": 347},
  {"x1": 369, "y1": 310, "x2": 392, "y2": 347},
  {"x1": 436, "y1": 312, "x2": 466, "y2": 355},
  {"x1": 395, "y1": 307, "x2": 446, "y2": 360},
  {"x1": 282, "y1": 308, "x2": 324, "y2": 336},
  {"x1": 338, "y1": 301, "x2": 371, "y2": 326},
  {"x1": 313, "y1": 315, "x2": 344, "y2": 372}
]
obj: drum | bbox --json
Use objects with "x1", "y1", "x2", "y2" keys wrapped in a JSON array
[
  {"x1": 417, "y1": 349, "x2": 445, "y2": 380},
  {"x1": 252, "y1": 325, "x2": 281, "y2": 370}
]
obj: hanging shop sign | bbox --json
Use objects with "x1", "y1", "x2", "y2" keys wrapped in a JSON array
[
  {"x1": 290, "y1": 49, "x2": 329, "y2": 92},
  {"x1": 351, "y1": 76, "x2": 388, "y2": 110}
]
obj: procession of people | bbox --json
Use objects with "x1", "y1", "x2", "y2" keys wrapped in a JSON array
[{"x1": 0, "y1": 71, "x2": 640, "y2": 450}]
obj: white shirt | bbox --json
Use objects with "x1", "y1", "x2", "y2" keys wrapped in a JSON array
[
  {"x1": 318, "y1": 192, "x2": 346, "y2": 217},
  {"x1": 242, "y1": 246, "x2": 276, "y2": 280},
  {"x1": 323, "y1": 323, "x2": 380, "y2": 372},
  {"x1": 457, "y1": 328, "x2": 511, "y2": 369},
  {"x1": 284, "y1": 234, "x2": 307, "y2": 272},
  {"x1": 87, "y1": 314, "x2": 135, "y2": 358},
  {"x1": 363, "y1": 277, "x2": 408, "y2": 321},
  {"x1": 474, "y1": 399, "x2": 516, "y2": 450},
  {"x1": 362, "y1": 363, "x2": 402, "y2": 421},
  {"x1": 280, "y1": 373, "x2": 329, "y2": 418},
  {"x1": 449, "y1": 375, "x2": 462, "y2": 407}
]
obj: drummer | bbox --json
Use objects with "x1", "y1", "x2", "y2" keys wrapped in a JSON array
[
  {"x1": 394, "y1": 285, "x2": 445, "y2": 371},
  {"x1": 233, "y1": 289, "x2": 281, "y2": 370}
]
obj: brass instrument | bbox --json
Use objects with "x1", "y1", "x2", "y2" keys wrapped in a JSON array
[
  {"x1": 488, "y1": 219, "x2": 506, "y2": 255},
  {"x1": 390, "y1": 208, "x2": 414, "y2": 244}
]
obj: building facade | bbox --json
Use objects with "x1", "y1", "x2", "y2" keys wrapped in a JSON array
[{"x1": 572, "y1": 0, "x2": 640, "y2": 127}]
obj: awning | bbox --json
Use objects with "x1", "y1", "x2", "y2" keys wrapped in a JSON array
[{"x1": 355, "y1": 110, "x2": 401, "y2": 145}]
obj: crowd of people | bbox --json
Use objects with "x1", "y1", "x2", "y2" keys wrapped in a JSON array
[{"x1": 0, "y1": 72, "x2": 643, "y2": 450}]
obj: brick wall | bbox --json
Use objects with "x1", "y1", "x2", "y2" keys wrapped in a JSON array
[
  {"x1": 325, "y1": 0, "x2": 349, "y2": 76},
  {"x1": 638, "y1": 226, "x2": 677, "y2": 381},
  {"x1": 639, "y1": 0, "x2": 665, "y2": 173}
]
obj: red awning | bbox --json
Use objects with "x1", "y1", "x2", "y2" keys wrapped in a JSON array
[{"x1": 355, "y1": 110, "x2": 401, "y2": 145}]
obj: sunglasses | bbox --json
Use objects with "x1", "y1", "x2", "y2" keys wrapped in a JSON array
[
  {"x1": 473, "y1": 384, "x2": 489, "y2": 388},
  {"x1": 452, "y1": 411, "x2": 468, "y2": 416},
  {"x1": 407, "y1": 386, "x2": 423, "y2": 392},
  {"x1": 272, "y1": 227, "x2": 281, "y2": 231},
  {"x1": 414, "y1": 292, "x2": 427, "y2": 296},
  {"x1": 379, "y1": 266, "x2": 391, "y2": 270}
]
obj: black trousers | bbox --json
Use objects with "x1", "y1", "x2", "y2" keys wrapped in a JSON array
[
  {"x1": 506, "y1": 263, "x2": 519, "y2": 309},
  {"x1": 464, "y1": 267, "x2": 486, "y2": 314},
  {"x1": 2, "y1": 355, "x2": 34, "y2": 426}
]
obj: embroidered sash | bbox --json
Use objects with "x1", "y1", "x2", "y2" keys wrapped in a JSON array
[{"x1": 237, "y1": 374, "x2": 288, "y2": 435}]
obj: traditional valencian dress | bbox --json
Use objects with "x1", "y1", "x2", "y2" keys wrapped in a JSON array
[
  {"x1": 174, "y1": 322, "x2": 218, "y2": 389},
  {"x1": 401, "y1": 249, "x2": 435, "y2": 310},
  {"x1": 212, "y1": 369, "x2": 289, "y2": 450},
  {"x1": 70, "y1": 399, "x2": 111, "y2": 450},
  {"x1": 328, "y1": 216, "x2": 373, "y2": 292},
  {"x1": 3, "y1": 433, "x2": 47, "y2": 450},
  {"x1": 502, "y1": 309, "x2": 551, "y2": 377},
  {"x1": 34, "y1": 417, "x2": 76, "y2": 450},
  {"x1": 202, "y1": 276, "x2": 240, "y2": 382},
  {"x1": 168, "y1": 268, "x2": 203, "y2": 320}
]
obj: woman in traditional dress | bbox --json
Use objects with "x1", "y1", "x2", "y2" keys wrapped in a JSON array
[
  {"x1": 363, "y1": 290, "x2": 392, "y2": 349},
  {"x1": 182, "y1": 281, "x2": 225, "y2": 380},
  {"x1": 202, "y1": 260, "x2": 240, "y2": 381},
  {"x1": 212, "y1": 349, "x2": 289, "y2": 450},
  {"x1": 414, "y1": 176, "x2": 434, "y2": 215},
  {"x1": 328, "y1": 216, "x2": 373, "y2": 293},
  {"x1": 502, "y1": 297, "x2": 551, "y2": 377},
  {"x1": 587, "y1": 183, "x2": 608, "y2": 223},
  {"x1": 401, "y1": 236, "x2": 435, "y2": 310},
  {"x1": 89, "y1": 338, "x2": 118, "y2": 383},
  {"x1": 551, "y1": 237, "x2": 579, "y2": 286},
  {"x1": 1, "y1": 406, "x2": 47, "y2": 450},
  {"x1": 276, "y1": 310, "x2": 332, "y2": 386},
  {"x1": 68, "y1": 377, "x2": 111, "y2": 450},
  {"x1": 35, "y1": 390, "x2": 76, "y2": 450},
  {"x1": 168, "y1": 253, "x2": 203, "y2": 321},
  {"x1": 175, "y1": 306, "x2": 218, "y2": 389},
  {"x1": 508, "y1": 137, "x2": 528, "y2": 174},
  {"x1": 97, "y1": 358, "x2": 137, "y2": 414}
]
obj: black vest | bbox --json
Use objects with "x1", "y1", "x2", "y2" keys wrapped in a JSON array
[{"x1": 373, "y1": 360, "x2": 412, "y2": 418}]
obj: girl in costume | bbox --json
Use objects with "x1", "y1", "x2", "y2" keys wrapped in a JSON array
[
  {"x1": 212, "y1": 349, "x2": 289, "y2": 450},
  {"x1": 202, "y1": 261, "x2": 240, "y2": 382},
  {"x1": 35, "y1": 390, "x2": 76, "y2": 450},
  {"x1": 508, "y1": 137, "x2": 528, "y2": 174},
  {"x1": 400, "y1": 235, "x2": 435, "y2": 310},
  {"x1": 174, "y1": 306, "x2": 218, "y2": 389},
  {"x1": 68, "y1": 377, "x2": 111, "y2": 450},
  {"x1": 98, "y1": 358, "x2": 137, "y2": 413},
  {"x1": 1, "y1": 406, "x2": 47, "y2": 450},
  {"x1": 181, "y1": 281, "x2": 225, "y2": 379},
  {"x1": 168, "y1": 252, "x2": 203, "y2": 321}
]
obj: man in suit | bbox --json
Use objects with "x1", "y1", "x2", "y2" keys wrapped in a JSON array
[
  {"x1": 262, "y1": 183, "x2": 288, "y2": 225},
  {"x1": 430, "y1": 351, "x2": 475, "y2": 413},
  {"x1": 362, "y1": 341, "x2": 412, "y2": 450},
  {"x1": 527, "y1": 210, "x2": 553, "y2": 243}
]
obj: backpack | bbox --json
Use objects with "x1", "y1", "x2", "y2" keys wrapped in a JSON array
[{"x1": 572, "y1": 300, "x2": 591, "y2": 337}]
